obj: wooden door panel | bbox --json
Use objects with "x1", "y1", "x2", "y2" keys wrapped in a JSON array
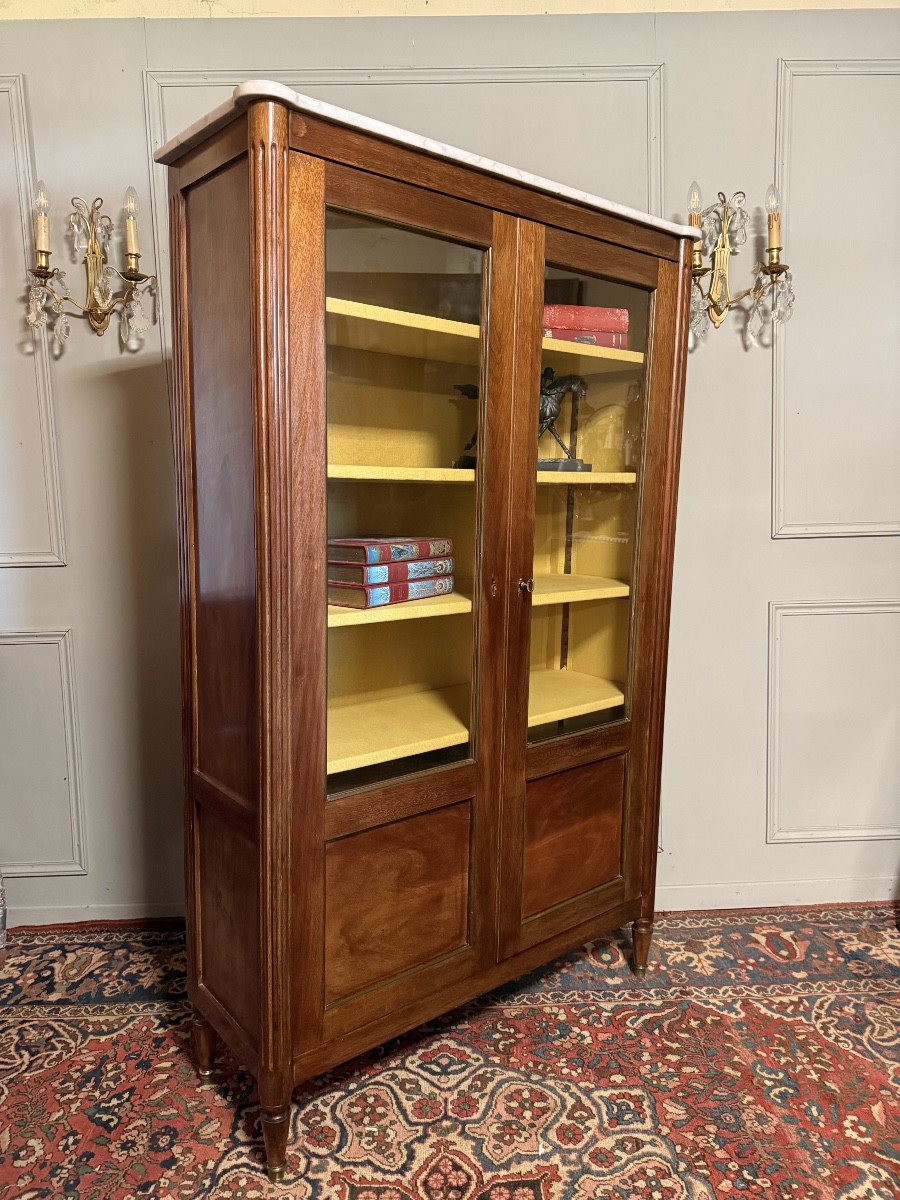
[
  {"x1": 522, "y1": 755, "x2": 625, "y2": 917},
  {"x1": 324, "y1": 802, "x2": 472, "y2": 1004}
]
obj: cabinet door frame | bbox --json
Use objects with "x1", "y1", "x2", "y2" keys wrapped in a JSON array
[{"x1": 497, "y1": 225, "x2": 676, "y2": 960}]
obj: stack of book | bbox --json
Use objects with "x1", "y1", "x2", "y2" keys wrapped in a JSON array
[
  {"x1": 327, "y1": 537, "x2": 455, "y2": 609},
  {"x1": 542, "y1": 303, "x2": 630, "y2": 349}
]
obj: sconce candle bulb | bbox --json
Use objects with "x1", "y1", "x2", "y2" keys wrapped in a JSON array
[
  {"x1": 123, "y1": 186, "x2": 140, "y2": 258},
  {"x1": 687, "y1": 180, "x2": 703, "y2": 223},
  {"x1": 687, "y1": 181, "x2": 704, "y2": 271},
  {"x1": 33, "y1": 179, "x2": 51, "y2": 260},
  {"x1": 765, "y1": 182, "x2": 781, "y2": 252}
]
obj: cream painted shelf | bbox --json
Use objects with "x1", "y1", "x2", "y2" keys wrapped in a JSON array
[
  {"x1": 542, "y1": 334, "x2": 644, "y2": 374},
  {"x1": 330, "y1": 464, "x2": 634, "y2": 485},
  {"x1": 528, "y1": 668, "x2": 624, "y2": 726},
  {"x1": 328, "y1": 464, "x2": 476, "y2": 483},
  {"x1": 532, "y1": 574, "x2": 629, "y2": 607},
  {"x1": 326, "y1": 297, "x2": 480, "y2": 365},
  {"x1": 327, "y1": 683, "x2": 470, "y2": 773},
  {"x1": 328, "y1": 588, "x2": 473, "y2": 628},
  {"x1": 325, "y1": 297, "x2": 645, "y2": 374},
  {"x1": 536, "y1": 469, "x2": 636, "y2": 485}
]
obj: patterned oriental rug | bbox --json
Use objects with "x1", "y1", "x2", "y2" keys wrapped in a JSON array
[{"x1": 1, "y1": 905, "x2": 898, "y2": 1200}]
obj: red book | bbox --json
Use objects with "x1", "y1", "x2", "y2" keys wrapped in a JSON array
[
  {"x1": 543, "y1": 326, "x2": 629, "y2": 349},
  {"x1": 327, "y1": 537, "x2": 453, "y2": 564},
  {"x1": 328, "y1": 576, "x2": 455, "y2": 609},
  {"x1": 541, "y1": 304, "x2": 629, "y2": 333}
]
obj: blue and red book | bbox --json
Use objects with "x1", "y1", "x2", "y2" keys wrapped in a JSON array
[
  {"x1": 327, "y1": 538, "x2": 456, "y2": 609},
  {"x1": 328, "y1": 556, "x2": 455, "y2": 585},
  {"x1": 327, "y1": 576, "x2": 455, "y2": 609},
  {"x1": 327, "y1": 537, "x2": 453, "y2": 565}
]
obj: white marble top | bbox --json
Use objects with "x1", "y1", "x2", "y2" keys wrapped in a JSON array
[{"x1": 155, "y1": 79, "x2": 696, "y2": 241}]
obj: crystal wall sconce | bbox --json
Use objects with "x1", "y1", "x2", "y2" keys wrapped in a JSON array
[
  {"x1": 687, "y1": 181, "x2": 795, "y2": 345},
  {"x1": 26, "y1": 181, "x2": 157, "y2": 347}
]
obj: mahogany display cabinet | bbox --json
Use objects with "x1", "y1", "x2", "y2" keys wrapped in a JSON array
[{"x1": 156, "y1": 80, "x2": 695, "y2": 1182}]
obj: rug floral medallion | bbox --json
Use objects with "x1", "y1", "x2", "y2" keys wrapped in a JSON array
[{"x1": 1, "y1": 905, "x2": 898, "y2": 1200}]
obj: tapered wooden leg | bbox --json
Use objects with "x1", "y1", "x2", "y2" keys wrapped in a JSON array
[
  {"x1": 191, "y1": 1009, "x2": 219, "y2": 1079},
  {"x1": 632, "y1": 918, "x2": 654, "y2": 978},
  {"x1": 261, "y1": 1102, "x2": 291, "y2": 1183}
]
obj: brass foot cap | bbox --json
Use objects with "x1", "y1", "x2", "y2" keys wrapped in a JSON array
[
  {"x1": 633, "y1": 965, "x2": 648, "y2": 978},
  {"x1": 267, "y1": 1165, "x2": 286, "y2": 1184},
  {"x1": 198, "y1": 1068, "x2": 214, "y2": 1079}
]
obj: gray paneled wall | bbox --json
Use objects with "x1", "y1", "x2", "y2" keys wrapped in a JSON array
[
  {"x1": 768, "y1": 601, "x2": 900, "y2": 843},
  {"x1": 0, "y1": 76, "x2": 64, "y2": 565},
  {"x1": 1, "y1": 11, "x2": 898, "y2": 922},
  {"x1": 0, "y1": 631, "x2": 85, "y2": 875},
  {"x1": 775, "y1": 60, "x2": 900, "y2": 537}
]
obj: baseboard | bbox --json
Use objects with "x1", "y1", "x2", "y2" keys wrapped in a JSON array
[
  {"x1": 7, "y1": 880, "x2": 898, "y2": 926},
  {"x1": 656, "y1": 876, "x2": 899, "y2": 910},
  {"x1": 6, "y1": 901, "x2": 185, "y2": 927}
]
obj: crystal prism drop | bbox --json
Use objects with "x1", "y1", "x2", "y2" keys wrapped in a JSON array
[
  {"x1": 747, "y1": 303, "x2": 763, "y2": 344},
  {"x1": 71, "y1": 213, "x2": 88, "y2": 254}
]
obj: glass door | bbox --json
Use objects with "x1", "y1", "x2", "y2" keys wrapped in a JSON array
[
  {"x1": 324, "y1": 208, "x2": 488, "y2": 796},
  {"x1": 498, "y1": 224, "x2": 664, "y2": 961},
  {"x1": 527, "y1": 264, "x2": 650, "y2": 742}
]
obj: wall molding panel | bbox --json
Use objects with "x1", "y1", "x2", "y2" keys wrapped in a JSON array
[
  {"x1": 0, "y1": 75, "x2": 66, "y2": 567},
  {"x1": 144, "y1": 64, "x2": 663, "y2": 352},
  {"x1": 0, "y1": 629, "x2": 87, "y2": 876},
  {"x1": 772, "y1": 58, "x2": 900, "y2": 539},
  {"x1": 767, "y1": 599, "x2": 900, "y2": 843}
]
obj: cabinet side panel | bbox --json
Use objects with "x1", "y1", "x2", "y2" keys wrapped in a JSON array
[
  {"x1": 185, "y1": 161, "x2": 258, "y2": 804},
  {"x1": 197, "y1": 804, "x2": 260, "y2": 1037}
]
